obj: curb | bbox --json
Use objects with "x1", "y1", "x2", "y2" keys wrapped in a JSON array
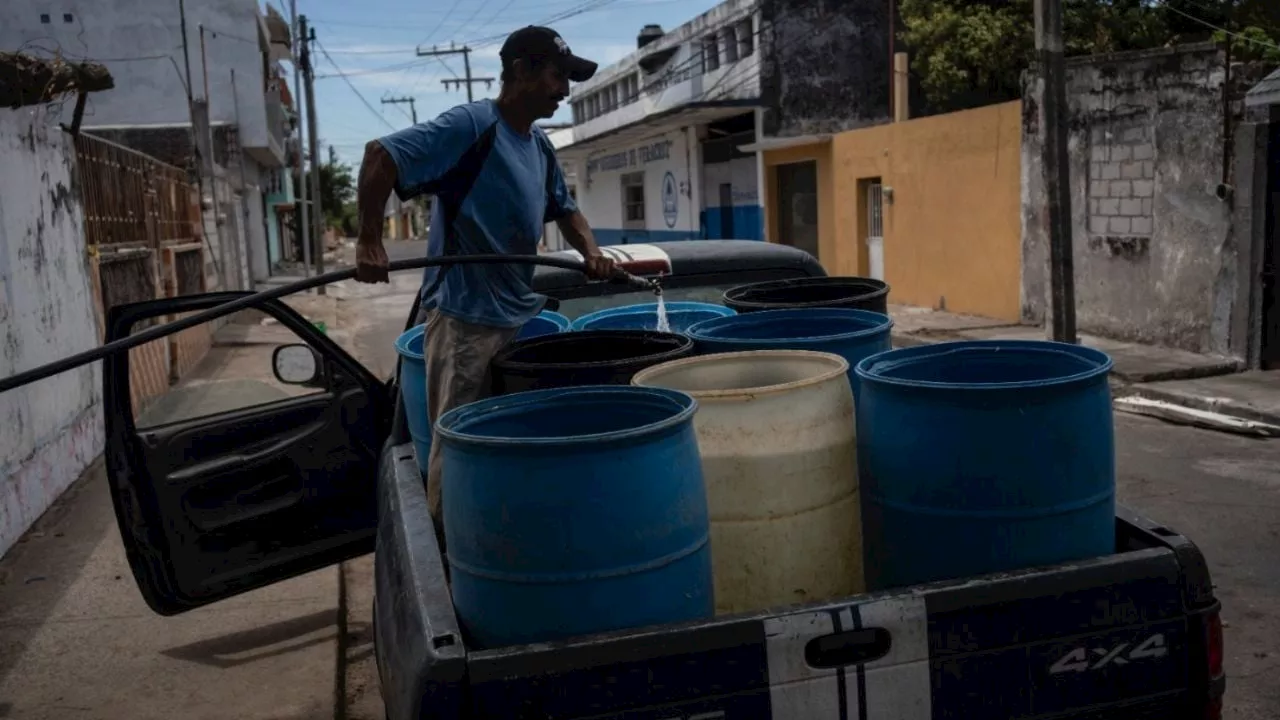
[{"x1": 1115, "y1": 383, "x2": 1280, "y2": 429}]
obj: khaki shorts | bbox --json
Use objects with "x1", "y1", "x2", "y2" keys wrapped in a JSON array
[{"x1": 415, "y1": 307, "x2": 520, "y2": 551}]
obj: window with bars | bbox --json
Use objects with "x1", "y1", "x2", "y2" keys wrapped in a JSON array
[{"x1": 704, "y1": 34, "x2": 720, "y2": 72}]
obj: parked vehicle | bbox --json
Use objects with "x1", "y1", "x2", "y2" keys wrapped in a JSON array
[{"x1": 95, "y1": 240, "x2": 1224, "y2": 719}]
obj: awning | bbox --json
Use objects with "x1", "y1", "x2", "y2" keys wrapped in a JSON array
[
  {"x1": 738, "y1": 134, "x2": 831, "y2": 153},
  {"x1": 557, "y1": 100, "x2": 761, "y2": 155}
]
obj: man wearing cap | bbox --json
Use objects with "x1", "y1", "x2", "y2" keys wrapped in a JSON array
[{"x1": 354, "y1": 26, "x2": 615, "y2": 543}]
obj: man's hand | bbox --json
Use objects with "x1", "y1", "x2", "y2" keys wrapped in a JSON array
[
  {"x1": 583, "y1": 252, "x2": 616, "y2": 281},
  {"x1": 355, "y1": 241, "x2": 390, "y2": 283}
]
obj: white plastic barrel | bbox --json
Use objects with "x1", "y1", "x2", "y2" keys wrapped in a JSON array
[{"x1": 632, "y1": 350, "x2": 862, "y2": 615}]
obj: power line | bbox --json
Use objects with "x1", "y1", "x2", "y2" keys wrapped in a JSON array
[
  {"x1": 1159, "y1": 0, "x2": 1280, "y2": 50},
  {"x1": 417, "y1": 0, "x2": 465, "y2": 51},
  {"x1": 313, "y1": 38, "x2": 398, "y2": 131},
  {"x1": 314, "y1": 58, "x2": 434, "y2": 79}
]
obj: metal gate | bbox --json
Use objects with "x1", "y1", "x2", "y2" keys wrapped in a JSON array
[{"x1": 866, "y1": 182, "x2": 885, "y2": 281}]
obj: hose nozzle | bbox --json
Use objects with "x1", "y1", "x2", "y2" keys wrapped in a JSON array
[{"x1": 611, "y1": 268, "x2": 661, "y2": 293}]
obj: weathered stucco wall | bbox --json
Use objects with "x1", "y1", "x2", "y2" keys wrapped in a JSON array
[
  {"x1": 0, "y1": 107, "x2": 105, "y2": 558},
  {"x1": 1022, "y1": 45, "x2": 1243, "y2": 353},
  {"x1": 760, "y1": 0, "x2": 890, "y2": 137}
]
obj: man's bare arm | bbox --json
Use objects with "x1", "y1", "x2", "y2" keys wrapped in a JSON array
[
  {"x1": 354, "y1": 141, "x2": 398, "y2": 282},
  {"x1": 555, "y1": 210, "x2": 615, "y2": 280}
]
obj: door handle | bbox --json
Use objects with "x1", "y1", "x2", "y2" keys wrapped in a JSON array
[{"x1": 805, "y1": 627, "x2": 892, "y2": 669}]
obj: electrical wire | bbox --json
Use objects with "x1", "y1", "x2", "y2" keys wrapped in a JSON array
[
  {"x1": 417, "y1": 0, "x2": 466, "y2": 52},
  {"x1": 313, "y1": 38, "x2": 398, "y2": 131},
  {"x1": 1159, "y1": 0, "x2": 1280, "y2": 50}
]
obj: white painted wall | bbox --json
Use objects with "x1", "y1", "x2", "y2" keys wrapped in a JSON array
[
  {"x1": 0, "y1": 0, "x2": 273, "y2": 150},
  {"x1": 0, "y1": 108, "x2": 105, "y2": 558},
  {"x1": 702, "y1": 156, "x2": 759, "y2": 206},
  {"x1": 567, "y1": 128, "x2": 702, "y2": 242}
]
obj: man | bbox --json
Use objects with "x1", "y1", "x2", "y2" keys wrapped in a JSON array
[{"x1": 354, "y1": 26, "x2": 616, "y2": 540}]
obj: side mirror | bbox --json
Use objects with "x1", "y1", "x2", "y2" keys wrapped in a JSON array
[{"x1": 273, "y1": 344, "x2": 323, "y2": 386}]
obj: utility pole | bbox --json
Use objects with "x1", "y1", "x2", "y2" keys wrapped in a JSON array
[
  {"x1": 1034, "y1": 0, "x2": 1076, "y2": 344},
  {"x1": 177, "y1": 0, "x2": 223, "y2": 281},
  {"x1": 381, "y1": 95, "x2": 418, "y2": 124},
  {"x1": 291, "y1": 0, "x2": 310, "y2": 278},
  {"x1": 300, "y1": 15, "x2": 325, "y2": 293},
  {"x1": 416, "y1": 45, "x2": 494, "y2": 103}
]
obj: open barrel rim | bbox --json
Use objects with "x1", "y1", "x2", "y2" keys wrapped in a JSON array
[
  {"x1": 569, "y1": 302, "x2": 735, "y2": 331},
  {"x1": 722, "y1": 276, "x2": 890, "y2": 312},
  {"x1": 492, "y1": 330, "x2": 694, "y2": 372},
  {"x1": 685, "y1": 307, "x2": 894, "y2": 345},
  {"x1": 394, "y1": 324, "x2": 425, "y2": 361},
  {"x1": 437, "y1": 385, "x2": 698, "y2": 448},
  {"x1": 855, "y1": 340, "x2": 1114, "y2": 391},
  {"x1": 632, "y1": 349, "x2": 850, "y2": 400}
]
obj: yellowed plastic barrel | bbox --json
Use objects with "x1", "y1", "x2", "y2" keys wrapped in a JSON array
[{"x1": 632, "y1": 350, "x2": 862, "y2": 614}]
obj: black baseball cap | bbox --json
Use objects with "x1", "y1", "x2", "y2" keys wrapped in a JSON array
[{"x1": 500, "y1": 26, "x2": 598, "y2": 83}]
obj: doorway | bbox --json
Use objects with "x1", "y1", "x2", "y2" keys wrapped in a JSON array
[
  {"x1": 864, "y1": 180, "x2": 885, "y2": 281},
  {"x1": 718, "y1": 183, "x2": 735, "y2": 239},
  {"x1": 775, "y1": 161, "x2": 819, "y2": 260},
  {"x1": 1261, "y1": 122, "x2": 1280, "y2": 369}
]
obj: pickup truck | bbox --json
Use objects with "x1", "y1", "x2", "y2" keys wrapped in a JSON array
[{"x1": 94, "y1": 240, "x2": 1225, "y2": 719}]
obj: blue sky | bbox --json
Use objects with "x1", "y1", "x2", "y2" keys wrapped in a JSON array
[{"x1": 286, "y1": 0, "x2": 723, "y2": 167}]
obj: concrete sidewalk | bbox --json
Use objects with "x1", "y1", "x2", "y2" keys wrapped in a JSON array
[
  {"x1": 885, "y1": 304, "x2": 1280, "y2": 431},
  {"x1": 887, "y1": 304, "x2": 1242, "y2": 382}
]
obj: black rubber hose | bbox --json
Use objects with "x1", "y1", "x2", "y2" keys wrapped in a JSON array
[{"x1": 0, "y1": 253, "x2": 657, "y2": 395}]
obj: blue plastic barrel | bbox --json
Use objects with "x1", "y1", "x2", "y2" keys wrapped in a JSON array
[
  {"x1": 438, "y1": 386, "x2": 714, "y2": 648},
  {"x1": 394, "y1": 324, "x2": 431, "y2": 473},
  {"x1": 515, "y1": 310, "x2": 571, "y2": 341},
  {"x1": 396, "y1": 310, "x2": 573, "y2": 474},
  {"x1": 571, "y1": 302, "x2": 735, "y2": 333},
  {"x1": 854, "y1": 340, "x2": 1116, "y2": 590},
  {"x1": 685, "y1": 308, "x2": 892, "y2": 401}
]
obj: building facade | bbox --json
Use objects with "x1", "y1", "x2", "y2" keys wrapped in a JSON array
[
  {"x1": 556, "y1": 0, "x2": 765, "y2": 245},
  {"x1": 0, "y1": 0, "x2": 297, "y2": 284}
]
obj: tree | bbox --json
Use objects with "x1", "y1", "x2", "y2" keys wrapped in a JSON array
[
  {"x1": 295, "y1": 160, "x2": 358, "y2": 236},
  {"x1": 899, "y1": 0, "x2": 1280, "y2": 113}
]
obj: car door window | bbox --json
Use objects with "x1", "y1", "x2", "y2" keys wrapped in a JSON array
[{"x1": 134, "y1": 308, "x2": 326, "y2": 429}]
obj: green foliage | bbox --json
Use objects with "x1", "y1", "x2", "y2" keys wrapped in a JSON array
[
  {"x1": 295, "y1": 160, "x2": 357, "y2": 235},
  {"x1": 899, "y1": 0, "x2": 1280, "y2": 113}
]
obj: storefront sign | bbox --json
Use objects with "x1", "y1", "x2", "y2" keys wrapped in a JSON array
[{"x1": 585, "y1": 139, "x2": 676, "y2": 176}]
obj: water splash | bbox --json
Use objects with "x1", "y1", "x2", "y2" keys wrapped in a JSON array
[{"x1": 654, "y1": 290, "x2": 670, "y2": 333}]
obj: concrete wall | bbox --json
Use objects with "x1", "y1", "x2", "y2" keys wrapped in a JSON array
[
  {"x1": 833, "y1": 102, "x2": 1023, "y2": 320},
  {"x1": 761, "y1": 102, "x2": 1023, "y2": 320},
  {"x1": 702, "y1": 154, "x2": 763, "y2": 240},
  {"x1": 570, "y1": 128, "x2": 702, "y2": 245},
  {"x1": 760, "y1": 0, "x2": 890, "y2": 138},
  {"x1": 0, "y1": 108, "x2": 105, "y2": 558},
  {"x1": 1021, "y1": 45, "x2": 1247, "y2": 354},
  {"x1": 0, "y1": 0, "x2": 270, "y2": 148}
]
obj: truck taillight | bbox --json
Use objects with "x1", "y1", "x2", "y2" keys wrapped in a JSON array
[{"x1": 1206, "y1": 611, "x2": 1223, "y2": 679}]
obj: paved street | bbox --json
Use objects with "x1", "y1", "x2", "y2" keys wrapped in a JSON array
[{"x1": 1, "y1": 255, "x2": 1278, "y2": 718}]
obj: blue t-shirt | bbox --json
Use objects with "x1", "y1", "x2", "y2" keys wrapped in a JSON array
[{"x1": 377, "y1": 100, "x2": 577, "y2": 328}]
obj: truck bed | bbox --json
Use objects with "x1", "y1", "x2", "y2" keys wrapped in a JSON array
[{"x1": 373, "y1": 440, "x2": 1224, "y2": 720}]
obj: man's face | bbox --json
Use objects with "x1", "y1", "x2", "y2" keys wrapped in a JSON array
[{"x1": 516, "y1": 60, "x2": 570, "y2": 119}]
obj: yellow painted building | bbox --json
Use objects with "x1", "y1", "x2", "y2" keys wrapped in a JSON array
[{"x1": 760, "y1": 101, "x2": 1023, "y2": 322}]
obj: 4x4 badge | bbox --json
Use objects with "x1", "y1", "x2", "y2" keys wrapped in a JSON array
[{"x1": 1049, "y1": 633, "x2": 1169, "y2": 674}]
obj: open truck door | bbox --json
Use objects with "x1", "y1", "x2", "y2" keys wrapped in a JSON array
[{"x1": 102, "y1": 292, "x2": 392, "y2": 615}]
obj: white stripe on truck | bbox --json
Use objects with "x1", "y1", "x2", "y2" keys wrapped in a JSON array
[{"x1": 766, "y1": 596, "x2": 932, "y2": 720}]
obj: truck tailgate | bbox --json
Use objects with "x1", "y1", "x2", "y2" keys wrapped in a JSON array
[{"x1": 377, "y1": 443, "x2": 1222, "y2": 720}]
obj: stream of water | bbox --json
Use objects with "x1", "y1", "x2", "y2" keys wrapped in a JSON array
[{"x1": 654, "y1": 291, "x2": 670, "y2": 333}]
